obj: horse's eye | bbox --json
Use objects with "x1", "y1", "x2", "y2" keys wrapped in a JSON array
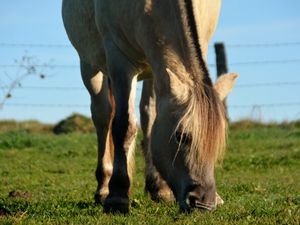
[{"x1": 175, "y1": 131, "x2": 192, "y2": 145}]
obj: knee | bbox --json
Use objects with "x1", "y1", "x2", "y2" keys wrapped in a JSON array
[
  {"x1": 112, "y1": 114, "x2": 137, "y2": 148},
  {"x1": 91, "y1": 100, "x2": 112, "y2": 128}
]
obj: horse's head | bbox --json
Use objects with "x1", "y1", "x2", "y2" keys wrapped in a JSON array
[{"x1": 151, "y1": 69, "x2": 238, "y2": 211}]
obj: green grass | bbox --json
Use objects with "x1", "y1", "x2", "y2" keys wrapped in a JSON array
[{"x1": 0, "y1": 124, "x2": 299, "y2": 224}]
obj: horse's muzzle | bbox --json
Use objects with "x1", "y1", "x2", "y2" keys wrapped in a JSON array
[
  {"x1": 179, "y1": 191, "x2": 217, "y2": 212},
  {"x1": 188, "y1": 193, "x2": 216, "y2": 211}
]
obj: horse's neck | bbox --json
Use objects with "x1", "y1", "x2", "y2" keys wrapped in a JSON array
[{"x1": 161, "y1": 0, "x2": 209, "y2": 79}]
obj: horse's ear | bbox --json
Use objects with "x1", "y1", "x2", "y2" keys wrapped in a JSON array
[
  {"x1": 166, "y1": 68, "x2": 189, "y2": 100},
  {"x1": 214, "y1": 73, "x2": 238, "y2": 101}
]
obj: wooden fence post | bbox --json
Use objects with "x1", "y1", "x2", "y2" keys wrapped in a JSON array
[
  {"x1": 214, "y1": 42, "x2": 228, "y2": 76},
  {"x1": 214, "y1": 42, "x2": 229, "y2": 120}
]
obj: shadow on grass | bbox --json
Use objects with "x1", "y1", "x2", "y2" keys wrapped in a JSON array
[{"x1": 0, "y1": 198, "x2": 102, "y2": 218}]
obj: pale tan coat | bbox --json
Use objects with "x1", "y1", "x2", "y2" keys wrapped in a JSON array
[{"x1": 62, "y1": 0, "x2": 237, "y2": 213}]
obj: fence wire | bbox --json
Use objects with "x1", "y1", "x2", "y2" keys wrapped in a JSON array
[
  {"x1": 1, "y1": 41, "x2": 300, "y2": 114},
  {"x1": 4, "y1": 102, "x2": 300, "y2": 109},
  {"x1": 1, "y1": 41, "x2": 300, "y2": 49}
]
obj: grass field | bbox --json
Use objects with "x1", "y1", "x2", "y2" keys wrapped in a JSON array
[{"x1": 0, "y1": 121, "x2": 299, "y2": 224}]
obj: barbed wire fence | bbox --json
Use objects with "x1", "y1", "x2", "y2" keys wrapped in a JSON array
[
  {"x1": 1, "y1": 41, "x2": 300, "y2": 48},
  {"x1": 0, "y1": 42, "x2": 300, "y2": 121},
  {"x1": 0, "y1": 54, "x2": 51, "y2": 110}
]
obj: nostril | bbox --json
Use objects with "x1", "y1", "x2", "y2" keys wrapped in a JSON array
[
  {"x1": 187, "y1": 193, "x2": 199, "y2": 208},
  {"x1": 201, "y1": 194, "x2": 206, "y2": 202},
  {"x1": 187, "y1": 192, "x2": 216, "y2": 211}
]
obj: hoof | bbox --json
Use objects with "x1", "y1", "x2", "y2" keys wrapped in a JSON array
[
  {"x1": 179, "y1": 202, "x2": 191, "y2": 213},
  {"x1": 145, "y1": 175, "x2": 174, "y2": 203},
  {"x1": 94, "y1": 190, "x2": 109, "y2": 205},
  {"x1": 103, "y1": 196, "x2": 129, "y2": 214},
  {"x1": 94, "y1": 194, "x2": 104, "y2": 206},
  {"x1": 148, "y1": 188, "x2": 174, "y2": 203},
  {"x1": 216, "y1": 192, "x2": 224, "y2": 206}
]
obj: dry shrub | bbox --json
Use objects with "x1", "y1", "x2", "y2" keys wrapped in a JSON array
[{"x1": 53, "y1": 113, "x2": 95, "y2": 134}]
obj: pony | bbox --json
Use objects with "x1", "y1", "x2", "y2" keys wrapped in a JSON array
[{"x1": 62, "y1": 0, "x2": 238, "y2": 213}]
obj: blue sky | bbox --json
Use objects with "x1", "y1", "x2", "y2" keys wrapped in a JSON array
[{"x1": 0, "y1": 0, "x2": 300, "y2": 123}]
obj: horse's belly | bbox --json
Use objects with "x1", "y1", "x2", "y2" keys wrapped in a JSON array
[{"x1": 63, "y1": 0, "x2": 149, "y2": 73}]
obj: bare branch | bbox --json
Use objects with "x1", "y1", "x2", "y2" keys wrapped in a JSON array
[{"x1": 0, "y1": 53, "x2": 52, "y2": 109}]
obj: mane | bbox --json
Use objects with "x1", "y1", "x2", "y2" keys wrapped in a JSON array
[
  {"x1": 173, "y1": 0, "x2": 227, "y2": 174},
  {"x1": 176, "y1": 0, "x2": 211, "y2": 84},
  {"x1": 175, "y1": 84, "x2": 227, "y2": 175}
]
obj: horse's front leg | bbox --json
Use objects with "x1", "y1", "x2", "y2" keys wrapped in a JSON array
[
  {"x1": 80, "y1": 62, "x2": 114, "y2": 205},
  {"x1": 139, "y1": 79, "x2": 174, "y2": 202},
  {"x1": 103, "y1": 40, "x2": 138, "y2": 214}
]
